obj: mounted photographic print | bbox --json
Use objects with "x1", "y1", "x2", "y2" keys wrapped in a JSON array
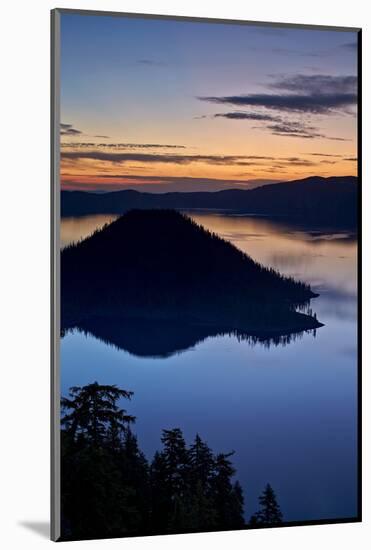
[{"x1": 51, "y1": 9, "x2": 361, "y2": 542}]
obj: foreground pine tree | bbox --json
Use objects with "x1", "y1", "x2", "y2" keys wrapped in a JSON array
[
  {"x1": 211, "y1": 452, "x2": 245, "y2": 530},
  {"x1": 250, "y1": 483, "x2": 283, "y2": 527},
  {"x1": 61, "y1": 383, "x2": 137, "y2": 539},
  {"x1": 60, "y1": 382, "x2": 281, "y2": 540}
]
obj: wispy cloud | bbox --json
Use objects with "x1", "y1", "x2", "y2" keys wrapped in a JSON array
[
  {"x1": 198, "y1": 74, "x2": 356, "y2": 141},
  {"x1": 307, "y1": 152, "x2": 344, "y2": 157},
  {"x1": 198, "y1": 91, "x2": 356, "y2": 114},
  {"x1": 61, "y1": 151, "x2": 326, "y2": 171},
  {"x1": 61, "y1": 142, "x2": 186, "y2": 149},
  {"x1": 61, "y1": 151, "x2": 285, "y2": 166},
  {"x1": 266, "y1": 120, "x2": 321, "y2": 139},
  {"x1": 207, "y1": 112, "x2": 350, "y2": 141},
  {"x1": 61, "y1": 125, "x2": 113, "y2": 139},
  {"x1": 268, "y1": 74, "x2": 357, "y2": 95},
  {"x1": 213, "y1": 112, "x2": 281, "y2": 121},
  {"x1": 266, "y1": 121, "x2": 350, "y2": 141},
  {"x1": 276, "y1": 157, "x2": 317, "y2": 166},
  {"x1": 198, "y1": 74, "x2": 357, "y2": 115},
  {"x1": 60, "y1": 123, "x2": 83, "y2": 136}
]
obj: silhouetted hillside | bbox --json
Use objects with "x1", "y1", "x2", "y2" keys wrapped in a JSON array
[
  {"x1": 61, "y1": 176, "x2": 357, "y2": 227},
  {"x1": 61, "y1": 210, "x2": 322, "y2": 338}
]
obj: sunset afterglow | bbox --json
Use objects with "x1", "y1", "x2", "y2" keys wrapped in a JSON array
[{"x1": 60, "y1": 14, "x2": 358, "y2": 192}]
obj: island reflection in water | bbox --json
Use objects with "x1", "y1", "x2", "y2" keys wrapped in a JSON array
[
  {"x1": 65, "y1": 316, "x2": 316, "y2": 359},
  {"x1": 61, "y1": 211, "x2": 357, "y2": 524}
]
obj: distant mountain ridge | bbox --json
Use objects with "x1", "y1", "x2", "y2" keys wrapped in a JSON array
[{"x1": 61, "y1": 176, "x2": 358, "y2": 227}]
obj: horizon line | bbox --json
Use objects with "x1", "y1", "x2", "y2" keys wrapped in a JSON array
[{"x1": 61, "y1": 174, "x2": 358, "y2": 194}]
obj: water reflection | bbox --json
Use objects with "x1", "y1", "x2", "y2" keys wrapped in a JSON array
[
  {"x1": 61, "y1": 214, "x2": 118, "y2": 248},
  {"x1": 65, "y1": 318, "x2": 318, "y2": 359},
  {"x1": 60, "y1": 212, "x2": 357, "y2": 332},
  {"x1": 186, "y1": 212, "x2": 357, "y2": 303},
  {"x1": 60, "y1": 212, "x2": 358, "y2": 523},
  {"x1": 61, "y1": 212, "x2": 326, "y2": 357}
]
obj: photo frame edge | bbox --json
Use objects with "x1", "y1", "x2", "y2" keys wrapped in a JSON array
[
  {"x1": 51, "y1": 7, "x2": 61, "y2": 543},
  {"x1": 50, "y1": 8, "x2": 362, "y2": 541}
]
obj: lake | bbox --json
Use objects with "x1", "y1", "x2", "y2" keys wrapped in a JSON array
[{"x1": 60, "y1": 211, "x2": 358, "y2": 523}]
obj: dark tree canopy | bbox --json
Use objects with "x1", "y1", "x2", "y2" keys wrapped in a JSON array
[
  {"x1": 61, "y1": 381, "x2": 135, "y2": 446},
  {"x1": 60, "y1": 382, "x2": 281, "y2": 540}
]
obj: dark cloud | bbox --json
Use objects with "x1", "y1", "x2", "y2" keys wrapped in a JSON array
[
  {"x1": 271, "y1": 132, "x2": 314, "y2": 139},
  {"x1": 60, "y1": 123, "x2": 82, "y2": 136},
  {"x1": 266, "y1": 121, "x2": 349, "y2": 141},
  {"x1": 324, "y1": 136, "x2": 351, "y2": 142},
  {"x1": 198, "y1": 74, "x2": 357, "y2": 115},
  {"x1": 62, "y1": 149, "x2": 296, "y2": 166},
  {"x1": 307, "y1": 153, "x2": 343, "y2": 157},
  {"x1": 266, "y1": 120, "x2": 321, "y2": 139},
  {"x1": 343, "y1": 157, "x2": 357, "y2": 161},
  {"x1": 61, "y1": 151, "x2": 275, "y2": 166},
  {"x1": 263, "y1": 167, "x2": 289, "y2": 173},
  {"x1": 60, "y1": 125, "x2": 113, "y2": 139},
  {"x1": 208, "y1": 106, "x2": 350, "y2": 141},
  {"x1": 268, "y1": 74, "x2": 357, "y2": 95},
  {"x1": 231, "y1": 161, "x2": 273, "y2": 166},
  {"x1": 213, "y1": 112, "x2": 281, "y2": 121},
  {"x1": 203, "y1": 109, "x2": 351, "y2": 140},
  {"x1": 62, "y1": 129, "x2": 81, "y2": 136},
  {"x1": 239, "y1": 155, "x2": 275, "y2": 160},
  {"x1": 199, "y1": 91, "x2": 356, "y2": 114},
  {"x1": 276, "y1": 157, "x2": 316, "y2": 166}
]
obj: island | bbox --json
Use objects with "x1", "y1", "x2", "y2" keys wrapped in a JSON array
[{"x1": 61, "y1": 209, "x2": 323, "y2": 355}]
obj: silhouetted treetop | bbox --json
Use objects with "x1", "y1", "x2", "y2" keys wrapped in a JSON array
[
  {"x1": 61, "y1": 381, "x2": 135, "y2": 446},
  {"x1": 61, "y1": 383, "x2": 249, "y2": 540},
  {"x1": 250, "y1": 483, "x2": 283, "y2": 527}
]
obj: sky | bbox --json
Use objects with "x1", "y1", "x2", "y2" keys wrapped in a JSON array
[{"x1": 60, "y1": 13, "x2": 358, "y2": 193}]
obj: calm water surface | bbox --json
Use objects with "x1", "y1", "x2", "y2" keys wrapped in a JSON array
[{"x1": 61, "y1": 212, "x2": 358, "y2": 522}]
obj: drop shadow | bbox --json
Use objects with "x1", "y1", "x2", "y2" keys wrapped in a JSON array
[{"x1": 19, "y1": 521, "x2": 49, "y2": 539}]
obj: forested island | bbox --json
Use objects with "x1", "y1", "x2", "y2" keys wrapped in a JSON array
[
  {"x1": 60, "y1": 382, "x2": 283, "y2": 540},
  {"x1": 61, "y1": 210, "x2": 322, "y2": 348}
]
